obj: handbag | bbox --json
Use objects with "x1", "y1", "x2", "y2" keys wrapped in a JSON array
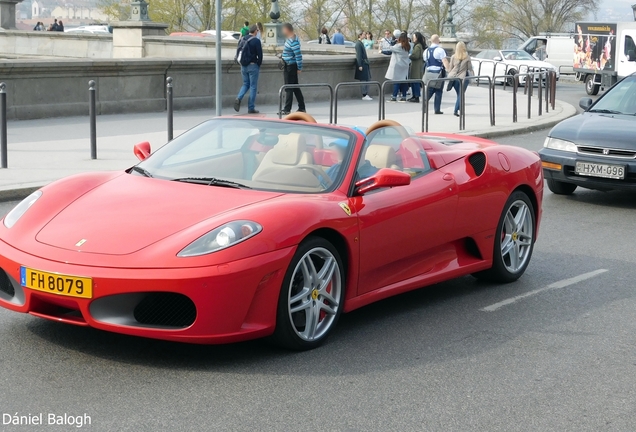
[{"x1": 276, "y1": 54, "x2": 286, "y2": 71}]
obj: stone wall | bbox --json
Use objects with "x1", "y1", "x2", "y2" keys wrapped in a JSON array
[
  {"x1": 0, "y1": 55, "x2": 390, "y2": 120},
  {"x1": 0, "y1": 31, "x2": 112, "y2": 59}
]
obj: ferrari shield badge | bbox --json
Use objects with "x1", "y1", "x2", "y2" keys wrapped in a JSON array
[{"x1": 338, "y1": 202, "x2": 352, "y2": 216}]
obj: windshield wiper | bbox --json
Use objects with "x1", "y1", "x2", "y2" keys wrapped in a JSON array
[
  {"x1": 172, "y1": 177, "x2": 251, "y2": 189},
  {"x1": 588, "y1": 109, "x2": 623, "y2": 115},
  {"x1": 131, "y1": 166, "x2": 153, "y2": 178}
]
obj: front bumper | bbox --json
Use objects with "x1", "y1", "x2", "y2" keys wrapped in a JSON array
[
  {"x1": 539, "y1": 148, "x2": 636, "y2": 191},
  {"x1": 0, "y1": 239, "x2": 295, "y2": 344}
]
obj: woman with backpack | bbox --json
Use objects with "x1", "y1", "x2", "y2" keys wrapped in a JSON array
[
  {"x1": 447, "y1": 41, "x2": 474, "y2": 117},
  {"x1": 318, "y1": 27, "x2": 331, "y2": 44}
]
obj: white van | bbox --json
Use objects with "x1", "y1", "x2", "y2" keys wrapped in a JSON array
[{"x1": 519, "y1": 34, "x2": 575, "y2": 73}]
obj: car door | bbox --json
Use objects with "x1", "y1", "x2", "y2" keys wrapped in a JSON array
[
  {"x1": 619, "y1": 31, "x2": 636, "y2": 77},
  {"x1": 352, "y1": 167, "x2": 458, "y2": 296}
]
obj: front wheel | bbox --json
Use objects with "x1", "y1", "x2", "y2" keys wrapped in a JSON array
[
  {"x1": 506, "y1": 68, "x2": 518, "y2": 87},
  {"x1": 272, "y1": 237, "x2": 345, "y2": 350},
  {"x1": 474, "y1": 191, "x2": 535, "y2": 283},
  {"x1": 585, "y1": 75, "x2": 600, "y2": 96},
  {"x1": 546, "y1": 178, "x2": 577, "y2": 195}
]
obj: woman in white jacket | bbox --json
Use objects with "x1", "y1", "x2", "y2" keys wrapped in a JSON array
[{"x1": 382, "y1": 31, "x2": 411, "y2": 101}]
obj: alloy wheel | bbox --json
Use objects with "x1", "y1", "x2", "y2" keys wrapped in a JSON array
[{"x1": 500, "y1": 200, "x2": 534, "y2": 273}]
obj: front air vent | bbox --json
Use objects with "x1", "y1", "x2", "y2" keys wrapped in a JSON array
[
  {"x1": 468, "y1": 152, "x2": 487, "y2": 176},
  {"x1": 133, "y1": 293, "x2": 196, "y2": 328},
  {"x1": 0, "y1": 269, "x2": 15, "y2": 298}
]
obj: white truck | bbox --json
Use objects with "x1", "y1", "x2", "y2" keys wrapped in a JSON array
[
  {"x1": 519, "y1": 33, "x2": 575, "y2": 73},
  {"x1": 573, "y1": 21, "x2": 636, "y2": 95}
]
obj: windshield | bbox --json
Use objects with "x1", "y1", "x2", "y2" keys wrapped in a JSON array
[
  {"x1": 589, "y1": 76, "x2": 636, "y2": 115},
  {"x1": 135, "y1": 119, "x2": 358, "y2": 193},
  {"x1": 501, "y1": 50, "x2": 535, "y2": 61}
]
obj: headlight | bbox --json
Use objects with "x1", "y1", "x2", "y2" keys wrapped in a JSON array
[
  {"x1": 177, "y1": 220, "x2": 262, "y2": 257},
  {"x1": 544, "y1": 137, "x2": 577, "y2": 152},
  {"x1": 3, "y1": 190, "x2": 42, "y2": 229}
]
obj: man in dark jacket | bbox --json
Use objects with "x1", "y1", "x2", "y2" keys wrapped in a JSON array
[
  {"x1": 234, "y1": 25, "x2": 263, "y2": 114},
  {"x1": 354, "y1": 32, "x2": 372, "y2": 100}
]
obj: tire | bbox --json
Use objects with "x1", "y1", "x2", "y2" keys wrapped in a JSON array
[
  {"x1": 546, "y1": 178, "x2": 577, "y2": 195},
  {"x1": 474, "y1": 191, "x2": 535, "y2": 283},
  {"x1": 506, "y1": 68, "x2": 518, "y2": 87},
  {"x1": 585, "y1": 75, "x2": 600, "y2": 96},
  {"x1": 271, "y1": 237, "x2": 345, "y2": 350}
]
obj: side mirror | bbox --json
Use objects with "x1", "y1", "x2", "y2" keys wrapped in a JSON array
[
  {"x1": 493, "y1": 56, "x2": 502, "y2": 61},
  {"x1": 133, "y1": 141, "x2": 151, "y2": 161},
  {"x1": 579, "y1": 97, "x2": 593, "y2": 111},
  {"x1": 628, "y1": 50, "x2": 636, "y2": 62},
  {"x1": 355, "y1": 168, "x2": 411, "y2": 195}
]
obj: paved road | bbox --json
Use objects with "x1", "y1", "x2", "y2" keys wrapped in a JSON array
[{"x1": 2, "y1": 81, "x2": 635, "y2": 431}]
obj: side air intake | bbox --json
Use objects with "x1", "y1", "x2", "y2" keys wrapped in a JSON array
[{"x1": 468, "y1": 152, "x2": 487, "y2": 176}]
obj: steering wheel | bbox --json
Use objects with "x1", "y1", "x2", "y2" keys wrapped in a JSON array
[
  {"x1": 284, "y1": 112, "x2": 317, "y2": 123},
  {"x1": 295, "y1": 164, "x2": 333, "y2": 188},
  {"x1": 365, "y1": 119, "x2": 410, "y2": 139}
]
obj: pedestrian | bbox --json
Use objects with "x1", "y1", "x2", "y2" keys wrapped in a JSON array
[
  {"x1": 408, "y1": 32, "x2": 426, "y2": 103},
  {"x1": 57, "y1": 20, "x2": 64, "y2": 32},
  {"x1": 240, "y1": 21, "x2": 250, "y2": 38},
  {"x1": 332, "y1": 28, "x2": 345, "y2": 45},
  {"x1": 424, "y1": 34, "x2": 450, "y2": 114},
  {"x1": 279, "y1": 23, "x2": 306, "y2": 115},
  {"x1": 381, "y1": 31, "x2": 410, "y2": 102},
  {"x1": 355, "y1": 32, "x2": 373, "y2": 101},
  {"x1": 318, "y1": 27, "x2": 331, "y2": 44},
  {"x1": 447, "y1": 41, "x2": 473, "y2": 117},
  {"x1": 50, "y1": 19, "x2": 59, "y2": 31},
  {"x1": 379, "y1": 30, "x2": 394, "y2": 53},
  {"x1": 256, "y1": 22, "x2": 264, "y2": 41},
  {"x1": 234, "y1": 25, "x2": 263, "y2": 114},
  {"x1": 363, "y1": 31, "x2": 374, "y2": 49}
]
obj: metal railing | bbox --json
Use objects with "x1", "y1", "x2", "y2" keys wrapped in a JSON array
[
  {"x1": 462, "y1": 75, "x2": 494, "y2": 126},
  {"x1": 422, "y1": 77, "x2": 464, "y2": 132},
  {"x1": 379, "y1": 79, "x2": 427, "y2": 131},
  {"x1": 278, "y1": 83, "x2": 334, "y2": 123},
  {"x1": 0, "y1": 83, "x2": 6, "y2": 169},
  {"x1": 333, "y1": 81, "x2": 382, "y2": 124}
]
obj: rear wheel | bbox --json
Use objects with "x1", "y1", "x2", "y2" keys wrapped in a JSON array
[
  {"x1": 474, "y1": 191, "x2": 535, "y2": 283},
  {"x1": 546, "y1": 178, "x2": 577, "y2": 195},
  {"x1": 585, "y1": 75, "x2": 600, "y2": 96},
  {"x1": 506, "y1": 68, "x2": 518, "y2": 87},
  {"x1": 272, "y1": 237, "x2": 345, "y2": 350}
]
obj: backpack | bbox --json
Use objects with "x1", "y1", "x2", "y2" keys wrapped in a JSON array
[{"x1": 236, "y1": 36, "x2": 253, "y2": 67}]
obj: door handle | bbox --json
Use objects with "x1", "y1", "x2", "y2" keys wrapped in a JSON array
[{"x1": 443, "y1": 173, "x2": 454, "y2": 181}]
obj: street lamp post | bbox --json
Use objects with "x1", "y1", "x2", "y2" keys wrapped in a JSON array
[
  {"x1": 442, "y1": 0, "x2": 457, "y2": 39},
  {"x1": 632, "y1": 4, "x2": 636, "y2": 21}
]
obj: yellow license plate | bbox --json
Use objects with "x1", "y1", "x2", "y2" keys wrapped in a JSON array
[{"x1": 20, "y1": 267, "x2": 93, "y2": 299}]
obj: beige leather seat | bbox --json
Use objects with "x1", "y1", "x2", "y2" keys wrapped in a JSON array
[
  {"x1": 364, "y1": 144, "x2": 400, "y2": 170},
  {"x1": 252, "y1": 133, "x2": 314, "y2": 180}
]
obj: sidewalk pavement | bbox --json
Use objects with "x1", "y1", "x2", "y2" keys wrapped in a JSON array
[{"x1": 0, "y1": 85, "x2": 576, "y2": 199}]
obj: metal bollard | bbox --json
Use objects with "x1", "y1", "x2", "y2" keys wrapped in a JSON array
[
  {"x1": 0, "y1": 82, "x2": 6, "y2": 169},
  {"x1": 512, "y1": 78, "x2": 518, "y2": 123},
  {"x1": 526, "y1": 77, "x2": 532, "y2": 119},
  {"x1": 89, "y1": 80, "x2": 97, "y2": 160},
  {"x1": 538, "y1": 72, "x2": 543, "y2": 116},
  {"x1": 166, "y1": 77, "x2": 173, "y2": 142}
]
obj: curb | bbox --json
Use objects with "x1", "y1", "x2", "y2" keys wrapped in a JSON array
[{"x1": 0, "y1": 100, "x2": 578, "y2": 203}]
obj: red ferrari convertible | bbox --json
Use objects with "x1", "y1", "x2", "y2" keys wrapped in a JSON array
[{"x1": 0, "y1": 114, "x2": 543, "y2": 350}]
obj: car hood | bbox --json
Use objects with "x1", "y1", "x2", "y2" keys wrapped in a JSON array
[
  {"x1": 507, "y1": 59, "x2": 555, "y2": 70},
  {"x1": 550, "y1": 113, "x2": 636, "y2": 150},
  {"x1": 35, "y1": 174, "x2": 282, "y2": 255}
]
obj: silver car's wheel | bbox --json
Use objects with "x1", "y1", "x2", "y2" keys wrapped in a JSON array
[
  {"x1": 273, "y1": 237, "x2": 345, "y2": 350},
  {"x1": 287, "y1": 247, "x2": 341, "y2": 341},
  {"x1": 500, "y1": 200, "x2": 533, "y2": 273}
]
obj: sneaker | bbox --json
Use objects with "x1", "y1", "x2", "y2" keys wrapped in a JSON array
[
  {"x1": 434, "y1": 111, "x2": 444, "y2": 115},
  {"x1": 277, "y1": 111, "x2": 290, "y2": 116},
  {"x1": 390, "y1": 97, "x2": 397, "y2": 102},
  {"x1": 297, "y1": 109, "x2": 306, "y2": 113},
  {"x1": 399, "y1": 97, "x2": 407, "y2": 102},
  {"x1": 233, "y1": 98, "x2": 241, "y2": 112},
  {"x1": 407, "y1": 97, "x2": 420, "y2": 103},
  {"x1": 362, "y1": 95, "x2": 373, "y2": 101},
  {"x1": 453, "y1": 111, "x2": 460, "y2": 117},
  {"x1": 248, "y1": 109, "x2": 260, "y2": 114}
]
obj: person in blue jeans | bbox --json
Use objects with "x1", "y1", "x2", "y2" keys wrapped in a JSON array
[
  {"x1": 423, "y1": 34, "x2": 450, "y2": 114},
  {"x1": 234, "y1": 25, "x2": 263, "y2": 114}
]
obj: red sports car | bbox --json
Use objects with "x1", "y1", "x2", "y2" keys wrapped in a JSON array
[{"x1": 0, "y1": 114, "x2": 543, "y2": 350}]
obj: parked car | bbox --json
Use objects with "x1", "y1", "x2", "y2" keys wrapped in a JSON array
[
  {"x1": 64, "y1": 25, "x2": 112, "y2": 34},
  {"x1": 472, "y1": 49, "x2": 559, "y2": 85},
  {"x1": 539, "y1": 73, "x2": 636, "y2": 195},
  {"x1": 519, "y1": 34, "x2": 574, "y2": 73},
  {"x1": 201, "y1": 30, "x2": 241, "y2": 41},
  {"x1": 306, "y1": 39, "x2": 355, "y2": 48}
]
